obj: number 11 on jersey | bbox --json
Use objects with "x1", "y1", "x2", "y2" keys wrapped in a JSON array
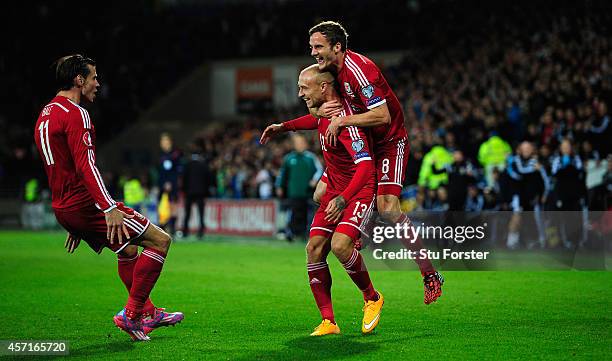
[{"x1": 39, "y1": 120, "x2": 55, "y2": 166}]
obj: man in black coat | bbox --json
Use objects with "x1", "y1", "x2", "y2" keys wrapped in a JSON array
[
  {"x1": 182, "y1": 143, "x2": 212, "y2": 239},
  {"x1": 431, "y1": 150, "x2": 478, "y2": 211}
]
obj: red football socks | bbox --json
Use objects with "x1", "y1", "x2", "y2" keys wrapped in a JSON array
[
  {"x1": 117, "y1": 254, "x2": 156, "y2": 316},
  {"x1": 307, "y1": 262, "x2": 335, "y2": 324},
  {"x1": 342, "y1": 249, "x2": 378, "y2": 302},
  {"x1": 125, "y1": 248, "x2": 166, "y2": 319},
  {"x1": 397, "y1": 213, "x2": 435, "y2": 276}
]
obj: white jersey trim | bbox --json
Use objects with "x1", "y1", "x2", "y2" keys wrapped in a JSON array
[
  {"x1": 103, "y1": 204, "x2": 117, "y2": 213},
  {"x1": 338, "y1": 222, "x2": 361, "y2": 231},
  {"x1": 307, "y1": 264, "x2": 329, "y2": 271},
  {"x1": 345, "y1": 55, "x2": 369, "y2": 88},
  {"x1": 354, "y1": 157, "x2": 372, "y2": 164},
  {"x1": 87, "y1": 149, "x2": 116, "y2": 208},
  {"x1": 394, "y1": 139, "x2": 406, "y2": 184},
  {"x1": 378, "y1": 182, "x2": 403, "y2": 186},
  {"x1": 68, "y1": 99, "x2": 91, "y2": 129},
  {"x1": 347, "y1": 126, "x2": 361, "y2": 141},
  {"x1": 48, "y1": 102, "x2": 69, "y2": 113}
]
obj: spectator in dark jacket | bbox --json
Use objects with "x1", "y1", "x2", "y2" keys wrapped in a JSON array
[
  {"x1": 181, "y1": 143, "x2": 212, "y2": 239},
  {"x1": 431, "y1": 150, "x2": 478, "y2": 210},
  {"x1": 505, "y1": 142, "x2": 550, "y2": 249},
  {"x1": 550, "y1": 139, "x2": 587, "y2": 211},
  {"x1": 550, "y1": 139, "x2": 588, "y2": 248}
]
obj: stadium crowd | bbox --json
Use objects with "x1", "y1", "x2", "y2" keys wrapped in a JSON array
[
  {"x1": 1, "y1": 1, "x2": 610, "y2": 229},
  {"x1": 178, "y1": 6, "x2": 612, "y2": 215}
]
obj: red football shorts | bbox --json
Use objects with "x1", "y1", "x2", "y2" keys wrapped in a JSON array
[
  {"x1": 54, "y1": 202, "x2": 150, "y2": 254},
  {"x1": 309, "y1": 189, "x2": 376, "y2": 242},
  {"x1": 375, "y1": 137, "x2": 409, "y2": 197}
]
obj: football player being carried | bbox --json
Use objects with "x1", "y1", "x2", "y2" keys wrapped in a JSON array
[
  {"x1": 261, "y1": 65, "x2": 383, "y2": 336},
  {"x1": 34, "y1": 55, "x2": 183, "y2": 341},
  {"x1": 308, "y1": 21, "x2": 444, "y2": 304}
]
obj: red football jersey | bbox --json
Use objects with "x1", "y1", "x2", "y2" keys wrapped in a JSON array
[
  {"x1": 34, "y1": 95, "x2": 116, "y2": 212},
  {"x1": 317, "y1": 101, "x2": 376, "y2": 195},
  {"x1": 336, "y1": 50, "x2": 408, "y2": 145}
]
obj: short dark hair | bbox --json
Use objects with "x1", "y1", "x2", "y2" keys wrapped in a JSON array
[
  {"x1": 309, "y1": 21, "x2": 348, "y2": 52},
  {"x1": 53, "y1": 54, "x2": 96, "y2": 91}
]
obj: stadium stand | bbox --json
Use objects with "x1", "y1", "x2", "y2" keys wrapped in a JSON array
[{"x1": 1, "y1": 0, "x2": 610, "y2": 227}]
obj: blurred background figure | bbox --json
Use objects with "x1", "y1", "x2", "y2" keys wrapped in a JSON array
[
  {"x1": 549, "y1": 139, "x2": 587, "y2": 248},
  {"x1": 465, "y1": 185, "x2": 485, "y2": 212},
  {"x1": 505, "y1": 142, "x2": 549, "y2": 249},
  {"x1": 158, "y1": 133, "x2": 183, "y2": 236},
  {"x1": 181, "y1": 142, "x2": 212, "y2": 240},
  {"x1": 122, "y1": 172, "x2": 146, "y2": 213},
  {"x1": 254, "y1": 161, "x2": 275, "y2": 200},
  {"x1": 275, "y1": 134, "x2": 322, "y2": 241},
  {"x1": 21, "y1": 178, "x2": 44, "y2": 230},
  {"x1": 478, "y1": 133, "x2": 512, "y2": 188},
  {"x1": 431, "y1": 150, "x2": 478, "y2": 211},
  {"x1": 418, "y1": 143, "x2": 453, "y2": 191},
  {"x1": 550, "y1": 139, "x2": 587, "y2": 212}
]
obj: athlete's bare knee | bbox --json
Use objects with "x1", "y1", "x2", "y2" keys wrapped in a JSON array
[
  {"x1": 156, "y1": 231, "x2": 172, "y2": 252},
  {"x1": 141, "y1": 224, "x2": 172, "y2": 253},
  {"x1": 377, "y1": 195, "x2": 399, "y2": 213},
  {"x1": 305, "y1": 242, "x2": 318, "y2": 257},
  {"x1": 330, "y1": 235, "x2": 353, "y2": 263},
  {"x1": 377, "y1": 195, "x2": 401, "y2": 223},
  {"x1": 306, "y1": 237, "x2": 329, "y2": 263}
]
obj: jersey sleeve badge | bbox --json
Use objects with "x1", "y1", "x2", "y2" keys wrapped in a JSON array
[
  {"x1": 82, "y1": 131, "x2": 93, "y2": 147},
  {"x1": 361, "y1": 84, "x2": 374, "y2": 99},
  {"x1": 344, "y1": 82, "x2": 355, "y2": 97},
  {"x1": 351, "y1": 139, "x2": 365, "y2": 152}
]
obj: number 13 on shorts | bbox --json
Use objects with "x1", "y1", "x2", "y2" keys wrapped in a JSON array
[{"x1": 353, "y1": 201, "x2": 368, "y2": 219}]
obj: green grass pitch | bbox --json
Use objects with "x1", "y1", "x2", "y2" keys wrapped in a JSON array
[{"x1": 0, "y1": 231, "x2": 610, "y2": 360}]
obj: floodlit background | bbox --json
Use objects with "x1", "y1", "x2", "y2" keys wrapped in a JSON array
[
  {"x1": 1, "y1": 0, "x2": 610, "y2": 242},
  {"x1": 0, "y1": 2, "x2": 610, "y2": 359}
]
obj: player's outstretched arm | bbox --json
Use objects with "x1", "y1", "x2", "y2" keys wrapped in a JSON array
[
  {"x1": 283, "y1": 114, "x2": 319, "y2": 131},
  {"x1": 260, "y1": 114, "x2": 319, "y2": 144},
  {"x1": 260, "y1": 124, "x2": 285, "y2": 144}
]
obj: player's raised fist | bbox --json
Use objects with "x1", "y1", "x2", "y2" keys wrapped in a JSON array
[{"x1": 260, "y1": 123, "x2": 285, "y2": 144}]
